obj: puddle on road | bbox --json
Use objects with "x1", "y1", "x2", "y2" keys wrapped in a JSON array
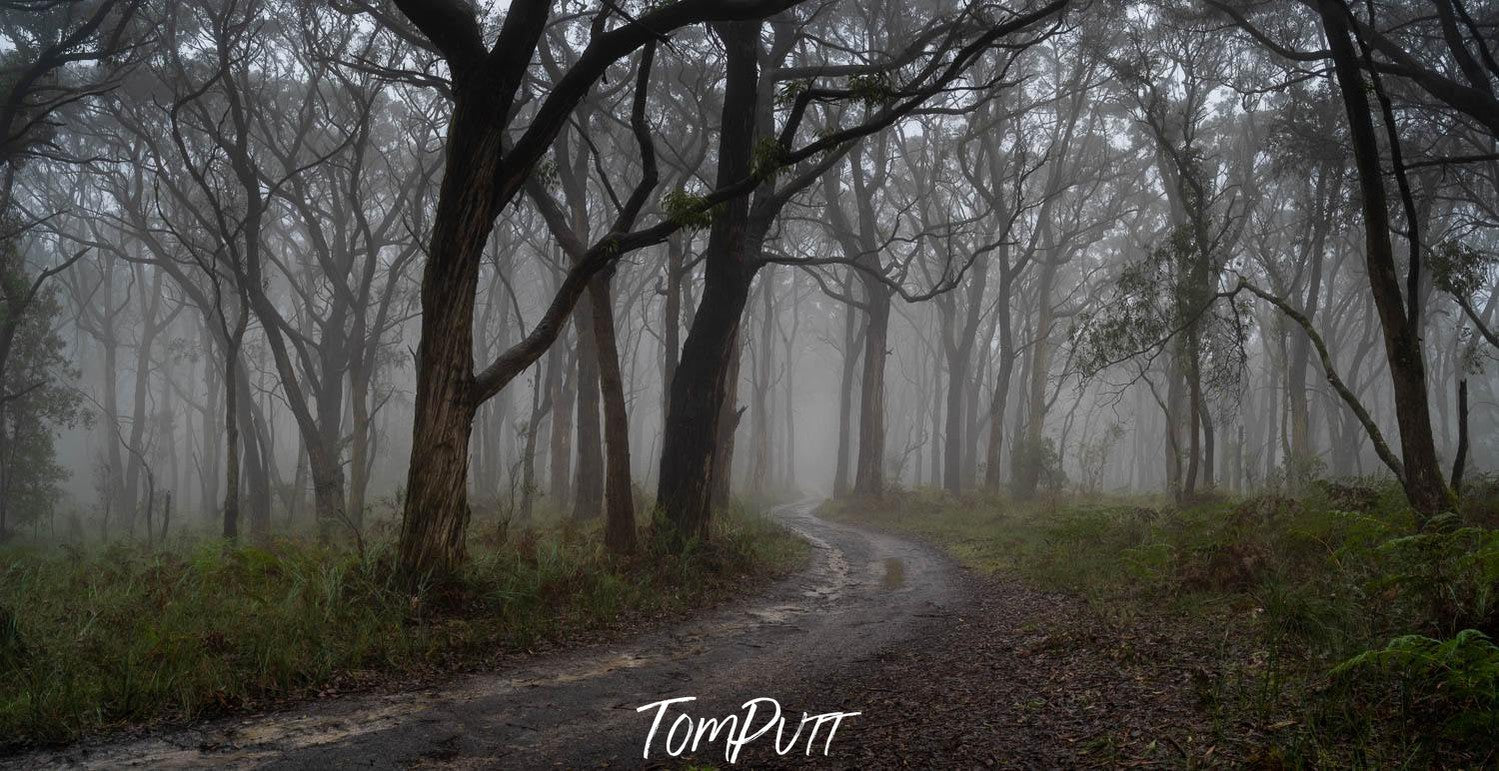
[{"x1": 882, "y1": 557, "x2": 905, "y2": 589}]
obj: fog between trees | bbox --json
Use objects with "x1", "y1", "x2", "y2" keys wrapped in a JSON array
[{"x1": 1, "y1": 0, "x2": 1496, "y2": 573}]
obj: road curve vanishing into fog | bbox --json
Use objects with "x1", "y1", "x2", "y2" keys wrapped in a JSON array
[{"x1": 13, "y1": 500, "x2": 963, "y2": 769}]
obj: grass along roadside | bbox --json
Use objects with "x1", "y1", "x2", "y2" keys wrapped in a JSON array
[
  {"x1": 0, "y1": 501, "x2": 808, "y2": 749},
  {"x1": 822, "y1": 483, "x2": 1499, "y2": 766}
]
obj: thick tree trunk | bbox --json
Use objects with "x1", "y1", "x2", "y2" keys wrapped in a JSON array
[
  {"x1": 710, "y1": 337, "x2": 743, "y2": 509},
  {"x1": 398, "y1": 88, "x2": 508, "y2": 576},
  {"x1": 1318, "y1": 0, "x2": 1454, "y2": 521},
  {"x1": 572, "y1": 292, "x2": 604, "y2": 521},
  {"x1": 657, "y1": 19, "x2": 760, "y2": 541},
  {"x1": 852, "y1": 282, "x2": 891, "y2": 496}
]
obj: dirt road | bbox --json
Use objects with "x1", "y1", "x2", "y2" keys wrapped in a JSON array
[{"x1": 16, "y1": 500, "x2": 963, "y2": 769}]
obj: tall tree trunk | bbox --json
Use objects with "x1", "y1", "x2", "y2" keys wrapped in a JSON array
[
  {"x1": 832, "y1": 303, "x2": 860, "y2": 497},
  {"x1": 1015, "y1": 257, "x2": 1057, "y2": 500},
  {"x1": 222, "y1": 340, "x2": 241, "y2": 540},
  {"x1": 397, "y1": 86, "x2": 509, "y2": 575},
  {"x1": 852, "y1": 282, "x2": 891, "y2": 496},
  {"x1": 657, "y1": 19, "x2": 760, "y2": 541},
  {"x1": 662, "y1": 234, "x2": 684, "y2": 423},
  {"x1": 1184, "y1": 342, "x2": 1203, "y2": 497},
  {"x1": 749, "y1": 271, "x2": 775, "y2": 493},
  {"x1": 520, "y1": 355, "x2": 556, "y2": 525},
  {"x1": 1318, "y1": 0, "x2": 1454, "y2": 520},
  {"x1": 242, "y1": 387, "x2": 274, "y2": 539},
  {"x1": 983, "y1": 266, "x2": 1016, "y2": 491},
  {"x1": 550, "y1": 333, "x2": 575, "y2": 507},
  {"x1": 194, "y1": 328, "x2": 218, "y2": 522},
  {"x1": 348, "y1": 358, "x2": 372, "y2": 528},
  {"x1": 710, "y1": 337, "x2": 743, "y2": 509},
  {"x1": 572, "y1": 292, "x2": 604, "y2": 521},
  {"x1": 589, "y1": 273, "x2": 636, "y2": 553},
  {"x1": 942, "y1": 345, "x2": 967, "y2": 495}
]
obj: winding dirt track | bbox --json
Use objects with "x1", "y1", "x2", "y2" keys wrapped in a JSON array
[{"x1": 14, "y1": 500, "x2": 964, "y2": 769}]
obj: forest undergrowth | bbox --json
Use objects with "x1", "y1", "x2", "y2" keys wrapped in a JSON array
[
  {"x1": 0, "y1": 500, "x2": 807, "y2": 749},
  {"x1": 825, "y1": 479, "x2": 1499, "y2": 766}
]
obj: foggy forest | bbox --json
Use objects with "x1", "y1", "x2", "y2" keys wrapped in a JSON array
[{"x1": 1, "y1": 0, "x2": 1498, "y2": 766}]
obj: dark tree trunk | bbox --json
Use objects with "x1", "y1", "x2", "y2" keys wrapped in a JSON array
[
  {"x1": 520, "y1": 354, "x2": 557, "y2": 525},
  {"x1": 589, "y1": 273, "x2": 636, "y2": 553},
  {"x1": 348, "y1": 358, "x2": 372, "y2": 528},
  {"x1": 710, "y1": 337, "x2": 743, "y2": 509},
  {"x1": 397, "y1": 85, "x2": 509, "y2": 575},
  {"x1": 1015, "y1": 257, "x2": 1057, "y2": 500},
  {"x1": 852, "y1": 281, "x2": 891, "y2": 496},
  {"x1": 942, "y1": 347, "x2": 968, "y2": 495},
  {"x1": 1318, "y1": 0, "x2": 1454, "y2": 521},
  {"x1": 832, "y1": 303, "x2": 861, "y2": 497},
  {"x1": 983, "y1": 266, "x2": 1016, "y2": 491},
  {"x1": 749, "y1": 271, "x2": 775, "y2": 493},
  {"x1": 1452, "y1": 378, "x2": 1469, "y2": 494},
  {"x1": 662, "y1": 234, "x2": 684, "y2": 422},
  {"x1": 1184, "y1": 344, "x2": 1202, "y2": 497},
  {"x1": 550, "y1": 333, "x2": 575, "y2": 507},
  {"x1": 222, "y1": 342, "x2": 241, "y2": 541},
  {"x1": 657, "y1": 19, "x2": 760, "y2": 541},
  {"x1": 572, "y1": 292, "x2": 604, "y2": 521}
]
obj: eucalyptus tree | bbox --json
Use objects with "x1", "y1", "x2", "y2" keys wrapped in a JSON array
[
  {"x1": 1210, "y1": 0, "x2": 1496, "y2": 517},
  {"x1": 372, "y1": 0, "x2": 816, "y2": 574},
  {"x1": 0, "y1": 0, "x2": 146, "y2": 209},
  {"x1": 660, "y1": 1, "x2": 1073, "y2": 537}
]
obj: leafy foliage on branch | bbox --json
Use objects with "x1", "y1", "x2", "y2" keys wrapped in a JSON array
[
  {"x1": 750, "y1": 137, "x2": 788, "y2": 181},
  {"x1": 1431, "y1": 240, "x2": 1492, "y2": 300},
  {"x1": 1072, "y1": 224, "x2": 1251, "y2": 405},
  {"x1": 847, "y1": 72, "x2": 898, "y2": 106},
  {"x1": 0, "y1": 236, "x2": 90, "y2": 536},
  {"x1": 661, "y1": 189, "x2": 716, "y2": 230}
]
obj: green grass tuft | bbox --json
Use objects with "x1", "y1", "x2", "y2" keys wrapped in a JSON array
[
  {"x1": 823, "y1": 483, "x2": 1499, "y2": 765},
  {"x1": 0, "y1": 506, "x2": 807, "y2": 747}
]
